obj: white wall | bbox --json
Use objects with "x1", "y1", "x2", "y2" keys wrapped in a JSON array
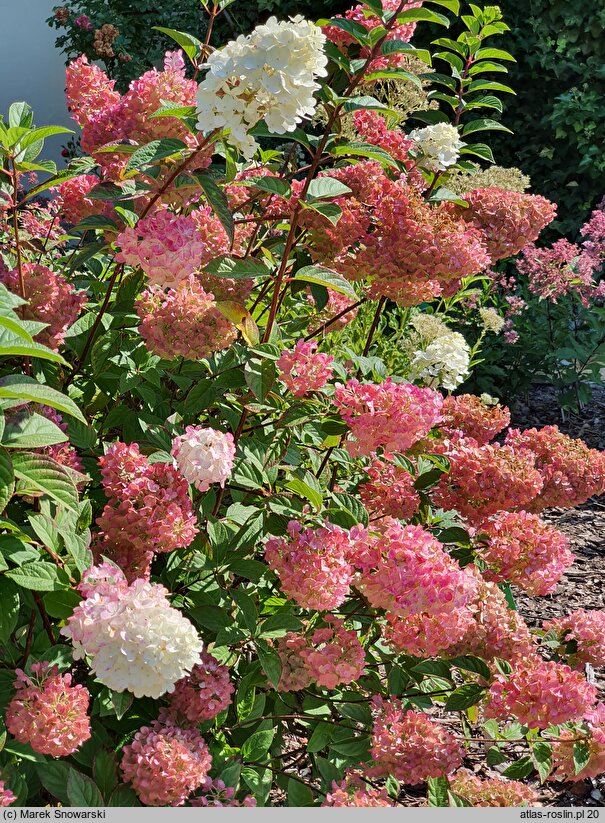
[{"x1": 0, "y1": 0, "x2": 77, "y2": 169}]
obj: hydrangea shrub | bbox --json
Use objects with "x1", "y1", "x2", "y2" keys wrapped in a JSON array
[{"x1": 0, "y1": 0, "x2": 604, "y2": 808}]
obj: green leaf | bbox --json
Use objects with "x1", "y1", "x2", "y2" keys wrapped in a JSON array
[
  {"x1": 125, "y1": 138, "x2": 187, "y2": 172},
  {"x1": 107, "y1": 785, "x2": 140, "y2": 806},
  {"x1": 285, "y1": 475, "x2": 323, "y2": 512},
  {"x1": 307, "y1": 721, "x2": 334, "y2": 753},
  {"x1": 93, "y1": 751, "x2": 119, "y2": 801},
  {"x1": 287, "y1": 778, "x2": 314, "y2": 806},
  {"x1": 531, "y1": 741, "x2": 553, "y2": 783},
  {"x1": 245, "y1": 358, "x2": 276, "y2": 401},
  {"x1": 8, "y1": 102, "x2": 33, "y2": 129},
  {"x1": 67, "y1": 769, "x2": 105, "y2": 807},
  {"x1": 0, "y1": 448, "x2": 13, "y2": 514},
  {"x1": 428, "y1": 776, "x2": 450, "y2": 807},
  {"x1": 397, "y1": 7, "x2": 450, "y2": 25},
  {"x1": 462, "y1": 118, "x2": 513, "y2": 135},
  {"x1": 292, "y1": 266, "x2": 358, "y2": 301},
  {"x1": 447, "y1": 655, "x2": 491, "y2": 680},
  {"x1": 307, "y1": 177, "x2": 352, "y2": 200},
  {"x1": 205, "y1": 256, "x2": 269, "y2": 279},
  {"x1": 0, "y1": 327, "x2": 67, "y2": 364},
  {"x1": 502, "y1": 756, "x2": 534, "y2": 780},
  {"x1": 0, "y1": 312, "x2": 34, "y2": 341},
  {"x1": 0, "y1": 376, "x2": 85, "y2": 422},
  {"x1": 460, "y1": 143, "x2": 495, "y2": 163},
  {"x1": 475, "y1": 47, "x2": 516, "y2": 62},
  {"x1": 0, "y1": 578, "x2": 19, "y2": 643},
  {"x1": 152, "y1": 27, "x2": 203, "y2": 63},
  {"x1": 330, "y1": 141, "x2": 399, "y2": 169},
  {"x1": 43, "y1": 589, "x2": 81, "y2": 619},
  {"x1": 241, "y1": 728, "x2": 276, "y2": 762},
  {"x1": 36, "y1": 761, "x2": 72, "y2": 805},
  {"x1": 318, "y1": 17, "x2": 370, "y2": 45},
  {"x1": 2, "y1": 412, "x2": 67, "y2": 449},
  {"x1": 18, "y1": 126, "x2": 73, "y2": 149},
  {"x1": 444, "y1": 684, "x2": 485, "y2": 710},
  {"x1": 245, "y1": 176, "x2": 292, "y2": 198},
  {"x1": 196, "y1": 170, "x2": 235, "y2": 244},
  {"x1": 5, "y1": 561, "x2": 70, "y2": 592},
  {"x1": 303, "y1": 201, "x2": 342, "y2": 226},
  {"x1": 12, "y1": 452, "x2": 79, "y2": 511},
  {"x1": 573, "y1": 741, "x2": 591, "y2": 775},
  {"x1": 255, "y1": 638, "x2": 282, "y2": 688}
]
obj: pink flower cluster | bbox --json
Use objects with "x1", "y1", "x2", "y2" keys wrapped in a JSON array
[
  {"x1": 276, "y1": 340, "x2": 334, "y2": 396},
  {"x1": 449, "y1": 769, "x2": 538, "y2": 807},
  {"x1": 353, "y1": 111, "x2": 417, "y2": 171},
  {"x1": 116, "y1": 211, "x2": 207, "y2": 288},
  {"x1": 57, "y1": 174, "x2": 116, "y2": 226},
  {"x1": 479, "y1": 511, "x2": 574, "y2": 595},
  {"x1": 504, "y1": 426, "x2": 605, "y2": 510},
  {"x1": 333, "y1": 378, "x2": 443, "y2": 457},
  {"x1": 453, "y1": 187, "x2": 557, "y2": 261},
  {"x1": 137, "y1": 275, "x2": 237, "y2": 361},
  {"x1": 323, "y1": 0, "x2": 423, "y2": 73},
  {"x1": 96, "y1": 441, "x2": 197, "y2": 580},
  {"x1": 484, "y1": 659, "x2": 597, "y2": 729},
  {"x1": 276, "y1": 633, "x2": 314, "y2": 692},
  {"x1": 0, "y1": 784, "x2": 15, "y2": 807},
  {"x1": 171, "y1": 425, "x2": 235, "y2": 492},
  {"x1": 581, "y1": 198, "x2": 605, "y2": 265},
  {"x1": 351, "y1": 519, "x2": 478, "y2": 617},
  {"x1": 322, "y1": 772, "x2": 394, "y2": 807},
  {"x1": 369, "y1": 698, "x2": 463, "y2": 784},
  {"x1": 121, "y1": 717, "x2": 212, "y2": 806},
  {"x1": 359, "y1": 456, "x2": 420, "y2": 520},
  {"x1": 383, "y1": 608, "x2": 476, "y2": 657},
  {"x1": 551, "y1": 703, "x2": 605, "y2": 782},
  {"x1": 0, "y1": 263, "x2": 86, "y2": 350},
  {"x1": 299, "y1": 617, "x2": 365, "y2": 690},
  {"x1": 265, "y1": 521, "x2": 354, "y2": 610},
  {"x1": 6, "y1": 663, "x2": 91, "y2": 756},
  {"x1": 433, "y1": 434, "x2": 543, "y2": 523},
  {"x1": 304, "y1": 163, "x2": 490, "y2": 305},
  {"x1": 65, "y1": 53, "x2": 199, "y2": 179},
  {"x1": 543, "y1": 609, "x2": 605, "y2": 670},
  {"x1": 168, "y1": 651, "x2": 234, "y2": 724},
  {"x1": 517, "y1": 239, "x2": 605, "y2": 306},
  {"x1": 440, "y1": 394, "x2": 510, "y2": 445},
  {"x1": 442, "y1": 575, "x2": 536, "y2": 664}
]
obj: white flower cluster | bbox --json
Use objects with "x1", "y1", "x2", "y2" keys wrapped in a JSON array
[
  {"x1": 196, "y1": 16, "x2": 328, "y2": 158},
  {"x1": 61, "y1": 566, "x2": 203, "y2": 699},
  {"x1": 410, "y1": 331, "x2": 471, "y2": 391},
  {"x1": 171, "y1": 425, "x2": 236, "y2": 493},
  {"x1": 408, "y1": 123, "x2": 464, "y2": 172}
]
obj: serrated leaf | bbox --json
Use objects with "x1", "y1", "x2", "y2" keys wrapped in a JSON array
[
  {"x1": 196, "y1": 170, "x2": 235, "y2": 244},
  {"x1": 0, "y1": 376, "x2": 85, "y2": 422},
  {"x1": 0, "y1": 327, "x2": 67, "y2": 363},
  {"x1": 447, "y1": 655, "x2": 491, "y2": 680},
  {"x1": 330, "y1": 141, "x2": 399, "y2": 168},
  {"x1": 36, "y1": 761, "x2": 72, "y2": 805},
  {"x1": 307, "y1": 177, "x2": 352, "y2": 200},
  {"x1": 2, "y1": 412, "x2": 67, "y2": 449},
  {"x1": 0, "y1": 448, "x2": 13, "y2": 513},
  {"x1": 573, "y1": 741, "x2": 591, "y2": 775},
  {"x1": 12, "y1": 452, "x2": 78, "y2": 511},
  {"x1": 67, "y1": 769, "x2": 105, "y2": 807},
  {"x1": 125, "y1": 138, "x2": 187, "y2": 172},
  {"x1": 205, "y1": 256, "x2": 269, "y2": 279},
  {"x1": 292, "y1": 266, "x2": 358, "y2": 301},
  {"x1": 93, "y1": 750, "x2": 119, "y2": 801},
  {"x1": 244, "y1": 358, "x2": 275, "y2": 401},
  {"x1": 241, "y1": 728, "x2": 276, "y2": 762},
  {"x1": 43, "y1": 589, "x2": 81, "y2": 619},
  {"x1": 245, "y1": 176, "x2": 292, "y2": 198},
  {"x1": 5, "y1": 561, "x2": 70, "y2": 591},
  {"x1": 256, "y1": 641, "x2": 282, "y2": 689},
  {"x1": 444, "y1": 684, "x2": 485, "y2": 710},
  {"x1": 303, "y1": 201, "x2": 343, "y2": 225},
  {"x1": 462, "y1": 118, "x2": 513, "y2": 135},
  {"x1": 287, "y1": 778, "x2": 314, "y2": 806},
  {"x1": 107, "y1": 784, "x2": 140, "y2": 806},
  {"x1": 397, "y1": 7, "x2": 450, "y2": 25},
  {"x1": 152, "y1": 26, "x2": 203, "y2": 63},
  {"x1": 216, "y1": 301, "x2": 259, "y2": 346},
  {"x1": 285, "y1": 475, "x2": 323, "y2": 512},
  {"x1": 502, "y1": 756, "x2": 534, "y2": 780},
  {"x1": 0, "y1": 578, "x2": 19, "y2": 643},
  {"x1": 531, "y1": 741, "x2": 553, "y2": 782},
  {"x1": 428, "y1": 776, "x2": 450, "y2": 807}
]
